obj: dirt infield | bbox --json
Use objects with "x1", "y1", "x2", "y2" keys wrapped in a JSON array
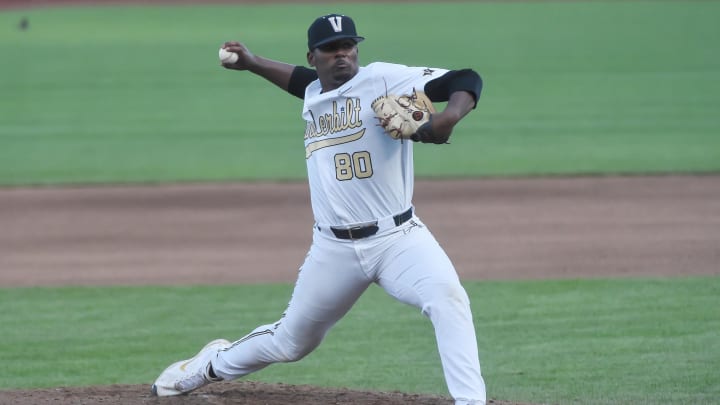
[
  {"x1": 2, "y1": 176, "x2": 718, "y2": 287},
  {"x1": 1, "y1": 175, "x2": 719, "y2": 404},
  {"x1": 0, "y1": 381, "x2": 457, "y2": 405}
]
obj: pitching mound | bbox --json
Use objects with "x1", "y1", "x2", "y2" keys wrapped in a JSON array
[{"x1": 0, "y1": 381, "x2": 529, "y2": 404}]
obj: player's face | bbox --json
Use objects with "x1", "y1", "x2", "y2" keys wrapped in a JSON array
[{"x1": 308, "y1": 39, "x2": 359, "y2": 91}]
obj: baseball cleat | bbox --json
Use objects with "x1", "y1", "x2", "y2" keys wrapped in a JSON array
[{"x1": 151, "y1": 338, "x2": 231, "y2": 397}]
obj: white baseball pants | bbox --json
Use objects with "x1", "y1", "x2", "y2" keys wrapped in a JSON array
[{"x1": 212, "y1": 216, "x2": 486, "y2": 404}]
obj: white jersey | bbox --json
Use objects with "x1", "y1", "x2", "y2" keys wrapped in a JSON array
[{"x1": 302, "y1": 62, "x2": 448, "y2": 227}]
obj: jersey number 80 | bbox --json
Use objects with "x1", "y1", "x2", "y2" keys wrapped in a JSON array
[{"x1": 335, "y1": 151, "x2": 373, "y2": 181}]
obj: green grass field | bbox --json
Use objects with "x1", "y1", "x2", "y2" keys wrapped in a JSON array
[
  {"x1": 1, "y1": 1, "x2": 719, "y2": 185},
  {"x1": 1, "y1": 2, "x2": 719, "y2": 404},
  {"x1": 1, "y1": 278, "x2": 718, "y2": 404}
]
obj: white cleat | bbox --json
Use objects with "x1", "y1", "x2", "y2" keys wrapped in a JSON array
[{"x1": 151, "y1": 338, "x2": 231, "y2": 397}]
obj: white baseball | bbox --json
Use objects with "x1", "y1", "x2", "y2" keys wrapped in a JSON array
[{"x1": 219, "y1": 48, "x2": 239, "y2": 64}]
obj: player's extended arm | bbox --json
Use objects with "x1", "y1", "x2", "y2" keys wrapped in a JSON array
[
  {"x1": 220, "y1": 41, "x2": 317, "y2": 99},
  {"x1": 414, "y1": 69, "x2": 483, "y2": 144}
]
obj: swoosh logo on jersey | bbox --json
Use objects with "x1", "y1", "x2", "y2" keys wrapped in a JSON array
[{"x1": 305, "y1": 129, "x2": 365, "y2": 158}]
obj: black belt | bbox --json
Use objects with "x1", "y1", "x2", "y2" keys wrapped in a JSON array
[{"x1": 330, "y1": 208, "x2": 413, "y2": 240}]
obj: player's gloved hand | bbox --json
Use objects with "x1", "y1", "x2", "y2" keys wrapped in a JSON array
[{"x1": 412, "y1": 90, "x2": 476, "y2": 144}]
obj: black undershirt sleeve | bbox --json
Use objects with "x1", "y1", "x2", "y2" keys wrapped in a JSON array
[
  {"x1": 287, "y1": 66, "x2": 319, "y2": 99},
  {"x1": 288, "y1": 66, "x2": 481, "y2": 104},
  {"x1": 424, "y1": 69, "x2": 483, "y2": 108}
]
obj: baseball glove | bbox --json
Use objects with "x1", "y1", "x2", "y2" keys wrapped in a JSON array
[{"x1": 371, "y1": 89, "x2": 436, "y2": 141}]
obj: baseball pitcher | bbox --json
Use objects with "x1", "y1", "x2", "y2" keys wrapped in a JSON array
[{"x1": 152, "y1": 13, "x2": 485, "y2": 405}]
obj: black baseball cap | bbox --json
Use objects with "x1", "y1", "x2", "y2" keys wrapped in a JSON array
[{"x1": 307, "y1": 14, "x2": 365, "y2": 50}]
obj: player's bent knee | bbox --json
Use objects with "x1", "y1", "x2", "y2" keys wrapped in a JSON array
[
  {"x1": 421, "y1": 283, "x2": 472, "y2": 318},
  {"x1": 278, "y1": 344, "x2": 316, "y2": 363},
  {"x1": 436, "y1": 282, "x2": 471, "y2": 306},
  {"x1": 275, "y1": 335, "x2": 324, "y2": 363}
]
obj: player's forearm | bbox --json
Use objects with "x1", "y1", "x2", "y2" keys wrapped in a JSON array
[
  {"x1": 246, "y1": 56, "x2": 297, "y2": 92},
  {"x1": 431, "y1": 91, "x2": 476, "y2": 136},
  {"x1": 442, "y1": 91, "x2": 476, "y2": 126}
]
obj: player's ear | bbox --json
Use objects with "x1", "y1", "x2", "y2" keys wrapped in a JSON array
[{"x1": 307, "y1": 51, "x2": 315, "y2": 67}]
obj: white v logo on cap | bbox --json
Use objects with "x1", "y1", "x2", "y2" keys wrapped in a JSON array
[{"x1": 328, "y1": 16, "x2": 343, "y2": 33}]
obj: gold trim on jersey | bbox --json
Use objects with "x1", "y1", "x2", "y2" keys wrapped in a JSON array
[{"x1": 305, "y1": 129, "x2": 365, "y2": 158}]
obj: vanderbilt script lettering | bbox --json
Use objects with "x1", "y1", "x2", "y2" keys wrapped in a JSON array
[{"x1": 305, "y1": 98, "x2": 363, "y2": 140}]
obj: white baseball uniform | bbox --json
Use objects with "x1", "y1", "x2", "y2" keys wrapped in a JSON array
[{"x1": 211, "y1": 62, "x2": 486, "y2": 405}]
